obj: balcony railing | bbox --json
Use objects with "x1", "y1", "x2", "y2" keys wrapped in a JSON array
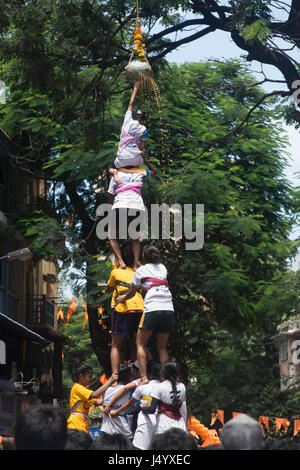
[
  {"x1": 0, "y1": 285, "x2": 18, "y2": 321},
  {"x1": 26, "y1": 295, "x2": 55, "y2": 329}
]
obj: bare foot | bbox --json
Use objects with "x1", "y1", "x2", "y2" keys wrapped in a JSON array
[
  {"x1": 112, "y1": 169, "x2": 122, "y2": 184},
  {"x1": 133, "y1": 261, "x2": 142, "y2": 271},
  {"x1": 118, "y1": 261, "x2": 127, "y2": 269}
]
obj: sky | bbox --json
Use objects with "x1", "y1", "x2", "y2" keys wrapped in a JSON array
[
  {"x1": 62, "y1": 10, "x2": 300, "y2": 297},
  {"x1": 155, "y1": 22, "x2": 300, "y2": 269}
]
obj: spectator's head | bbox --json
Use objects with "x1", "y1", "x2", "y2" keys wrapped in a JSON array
[
  {"x1": 65, "y1": 429, "x2": 93, "y2": 450},
  {"x1": 151, "y1": 428, "x2": 198, "y2": 450},
  {"x1": 142, "y1": 244, "x2": 160, "y2": 264},
  {"x1": 264, "y1": 438, "x2": 300, "y2": 450},
  {"x1": 89, "y1": 433, "x2": 134, "y2": 450},
  {"x1": 220, "y1": 414, "x2": 265, "y2": 450},
  {"x1": 14, "y1": 404, "x2": 67, "y2": 450},
  {"x1": 118, "y1": 364, "x2": 134, "y2": 385},
  {"x1": 73, "y1": 364, "x2": 93, "y2": 387}
]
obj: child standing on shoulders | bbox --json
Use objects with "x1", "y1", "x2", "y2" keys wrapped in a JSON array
[
  {"x1": 67, "y1": 365, "x2": 117, "y2": 434},
  {"x1": 107, "y1": 156, "x2": 157, "y2": 272},
  {"x1": 109, "y1": 81, "x2": 148, "y2": 184},
  {"x1": 107, "y1": 241, "x2": 147, "y2": 375},
  {"x1": 116, "y1": 244, "x2": 174, "y2": 385}
]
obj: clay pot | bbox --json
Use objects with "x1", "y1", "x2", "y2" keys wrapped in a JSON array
[{"x1": 124, "y1": 59, "x2": 153, "y2": 81}]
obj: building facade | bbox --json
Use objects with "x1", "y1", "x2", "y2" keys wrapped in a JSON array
[{"x1": 0, "y1": 128, "x2": 66, "y2": 436}]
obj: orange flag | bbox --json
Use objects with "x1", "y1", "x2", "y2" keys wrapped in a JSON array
[
  {"x1": 294, "y1": 420, "x2": 300, "y2": 437},
  {"x1": 65, "y1": 297, "x2": 76, "y2": 326},
  {"x1": 259, "y1": 416, "x2": 269, "y2": 437},
  {"x1": 100, "y1": 374, "x2": 107, "y2": 385},
  {"x1": 275, "y1": 418, "x2": 290, "y2": 434},
  {"x1": 57, "y1": 308, "x2": 64, "y2": 320},
  {"x1": 202, "y1": 430, "x2": 220, "y2": 448},
  {"x1": 82, "y1": 302, "x2": 88, "y2": 330},
  {"x1": 98, "y1": 305, "x2": 104, "y2": 316}
]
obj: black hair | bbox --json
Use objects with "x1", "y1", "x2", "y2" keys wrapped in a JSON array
[
  {"x1": 147, "y1": 360, "x2": 161, "y2": 379},
  {"x1": 120, "y1": 241, "x2": 134, "y2": 268},
  {"x1": 65, "y1": 429, "x2": 93, "y2": 450},
  {"x1": 132, "y1": 109, "x2": 146, "y2": 124},
  {"x1": 14, "y1": 404, "x2": 67, "y2": 450},
  {"x1": 151, "y1": 428, "x2": 198, "y2": 451},
  {"x1": 160, "y1": 362, "x2": 181, "y2": 409},
  {"x1": 89, "y1": 433, "x2": 134, "y2": 450},
  {"x1": 142, "y1": 244, "x2": 160, "y2": 264},
  {"x1": 73, "y1": 364, "x2": 93, "y2": 382},
  {"x1": 264, "y1": 438, "x2": 299, "y2": 450},
  {"x1": 118, "y1": 364, "x2": 133, "y2": 384}
]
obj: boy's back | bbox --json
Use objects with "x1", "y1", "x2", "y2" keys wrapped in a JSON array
[{"x1": 115, "y1": 110, "x2": 147, "y2": 168}]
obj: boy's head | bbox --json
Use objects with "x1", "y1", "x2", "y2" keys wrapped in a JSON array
[
  {"x1": 151, "y1": 428, "x2": 198, "y2": 451},
  {"x1": 74, "y1": 364, "x2": 93, "y2": 386},
  {"x1": 90, "y1": 433, "x2": 134, "y2": 450},
  {"x1": 120, "y1": 241, "x2": 134, "y2": 268},
  {"x1": 66, "y1": 429, "x2": 93, "y2": 450},
  {"x1": 14, "y1": 404, "x2": 67, "y2": 450},
  {"x1": 142, "y1": 244, "x2": 160, "y2": 264},
  {"x1": 118, "y1": 364, "x2": 134, "y2": 384},
  {"x1": 147, "y1": 360, "x2": 161, "y2": 380},
  {"x1": 133, "y1": 109, "x2": 146, "y2": 125}
]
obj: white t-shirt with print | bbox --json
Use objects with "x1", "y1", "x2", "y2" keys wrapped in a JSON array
[
  {"x1": 132, "y1": 263, "x2": 174, "y2": 313},
  {"x1": 132, "y1": 379, "x2": 160, "y2": 450},
  {"x1": 151, "y1": 380, "x2": 187, "y2": 435},
  {"x1": 101, "y1": 385, "x2": 132, "y2": 438},
  {"x1": 108, "y1": 170, "x2": 150, "y2": 212},
  {"x1": 114, "y1": 111, "x2": 147, "y2": 168}
]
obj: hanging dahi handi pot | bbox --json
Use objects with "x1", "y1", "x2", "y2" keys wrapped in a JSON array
[{"x1": 124, "y1": 18, "x2": 153, "y2": 81}]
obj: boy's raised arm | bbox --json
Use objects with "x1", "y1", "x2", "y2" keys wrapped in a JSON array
[{"x1": 127, "y1": 81, "x2": 140, "y2": 112}]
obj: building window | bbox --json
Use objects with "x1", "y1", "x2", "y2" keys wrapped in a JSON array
[{"x1": 279, "y1": 338, "x2": 288, "y2": 363}]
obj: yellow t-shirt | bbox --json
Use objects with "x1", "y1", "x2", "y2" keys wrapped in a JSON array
[
  {"x1": 108, "y1": 267, "x2": 144, "y2": 314},
  {"x1": 67, "y1": 383, "x2": 97, "y2": 433}
]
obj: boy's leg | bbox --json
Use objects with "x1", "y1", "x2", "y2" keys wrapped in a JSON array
[
  {"x1": 108, "y1": 238, "x2": 126, "y2": 269},
  {"x1": 131, "y1": 239, "x2": 141, "y2": 271},
  {"x1": 136, "y1": 329, "x2": 153, "y2": 385},
  {"x1": 156, "y1": 333, "x2": 170, "y2": 364},
  {"x1": 108, "y1": 210, "x2": 126, "y2": 268},
  {"x1": 111, "y1": 334, "x2": 126, "y2": 374}
]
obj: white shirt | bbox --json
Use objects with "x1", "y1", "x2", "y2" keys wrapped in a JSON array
[
  {"x1": 114, "y1": 111, "x2": 147, "y2": 168},
  {"x1": 151, "y1": 380, "x2": 187, "y2": 435},
  {"x1": 132, "y1": 263, "x2": 174, "y2": 312},
  {"x1": 132, "y1": 379, "x2": 160, "y2": 450},
  {"x1": 108, "y1": 170, "x2": 150, "y2": 212},
  {"x1": 101, "y1": 385, "x2": 132, "y2": 438}
]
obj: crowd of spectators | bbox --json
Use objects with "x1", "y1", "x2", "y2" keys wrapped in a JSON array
[{"x1": 1, "y1": 404, "x2": 300, "y2": 451}]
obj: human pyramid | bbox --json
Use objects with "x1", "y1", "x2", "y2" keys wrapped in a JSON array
[{"x1": 66, "y1": 79, "x2": 191, "y2": 451}]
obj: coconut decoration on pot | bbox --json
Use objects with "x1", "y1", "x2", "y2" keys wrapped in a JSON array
[{"x1": 125, "y1": 19, "x2": 153, "y2": 81}]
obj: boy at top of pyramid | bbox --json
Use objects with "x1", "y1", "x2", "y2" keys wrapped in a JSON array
[{"x1": 109, "y1": 80, "x2": 148, "y2": 184}]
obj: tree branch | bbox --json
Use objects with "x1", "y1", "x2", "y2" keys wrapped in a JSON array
[
  {"x1": 146, "y1": 18, "x2": 209, "y2": 47},
  {"x1": 149, "y1": 25, "x2": 216, "y2": 62}
]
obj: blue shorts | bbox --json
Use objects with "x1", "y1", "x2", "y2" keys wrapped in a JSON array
[{"x1": 111, "y1": 309, "x2": 143, "y2": 336}]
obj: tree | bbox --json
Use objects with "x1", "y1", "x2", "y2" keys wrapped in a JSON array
[{"x1": 0, "y1": 2, "x2": 299, "y2": 390}]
